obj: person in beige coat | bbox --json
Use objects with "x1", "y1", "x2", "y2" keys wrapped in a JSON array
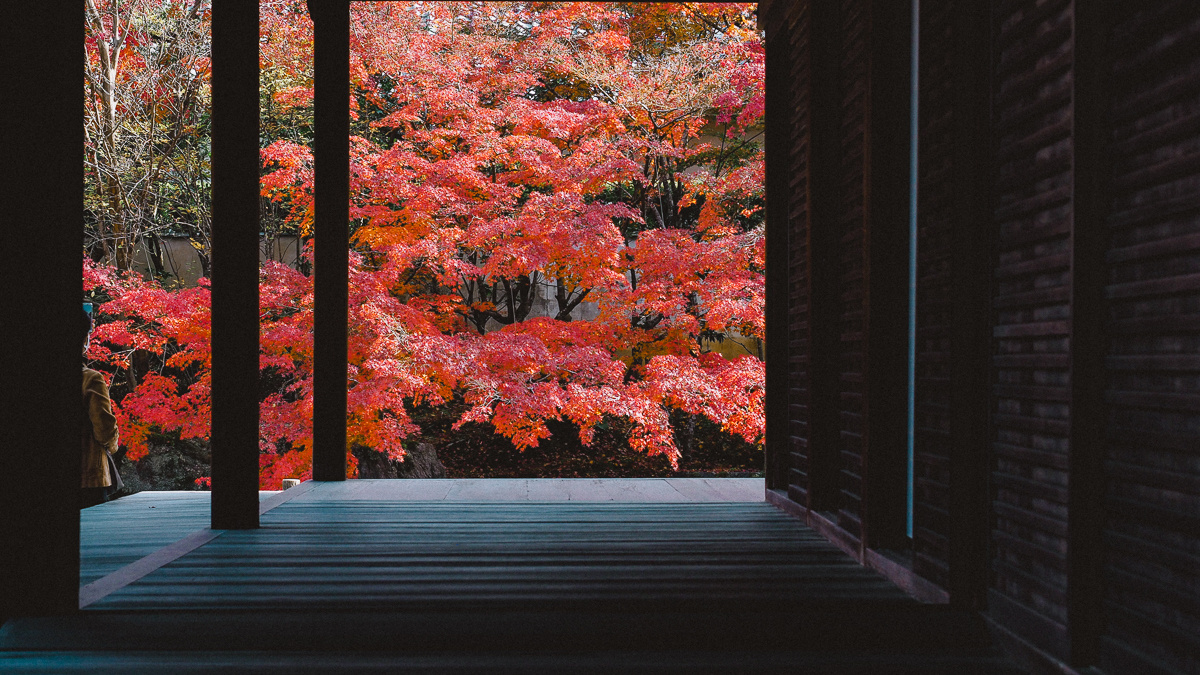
[{"x1": 82, "y1": 308, "x2": 118, "y2": 508}]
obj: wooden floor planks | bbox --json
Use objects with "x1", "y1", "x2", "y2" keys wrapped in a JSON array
[
  {"x1": 89, "y1": 501, "x2": 906, "y2": 610},
  {"x1": 80, "y1": 491, "x2": 278, "y2": 585},
  {"x1": 1, "y1": 481, "x2": 1024, "y2": 673}
]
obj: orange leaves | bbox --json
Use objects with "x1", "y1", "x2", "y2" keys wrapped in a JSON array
[
  {"x1": 261, "y1": 140, "x2": 315, "y2": 235},
  {"x1": 451, "y1": 328, "x2": 628, "y2": 451},
  {"x1": 643, "y1": 353, "x2": 765, "y2": 445},
  {"x1": 86, "y1": 1, "x2": 765, "y2": 483},
  {"x1": 622, "y1": 225, "x2": 763, "y2": 340}
]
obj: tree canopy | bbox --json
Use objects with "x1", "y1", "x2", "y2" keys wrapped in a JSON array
[{"x1": 85, "y1": 1, "x2": 765, "y2": 487}]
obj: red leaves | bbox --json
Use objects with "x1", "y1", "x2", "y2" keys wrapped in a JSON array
[
  {"x1": 644, "y1": 354, "x2": 765, "y2": 446},
  {"x1": 84, "y1": 2, "x2": 764, "y2": 484},
  {"x1": 84, "y1": 266, "x2": 211, "y2": 460},
  {"x1": 261, "y1": 141, "x2": 315, "y2": 235}
]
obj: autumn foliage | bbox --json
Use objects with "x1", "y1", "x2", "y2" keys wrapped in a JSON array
[{"x1": 85, "y1": 2, "x2": 765, "y2": 488}]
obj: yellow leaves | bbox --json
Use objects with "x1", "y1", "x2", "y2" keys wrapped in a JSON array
[
  {"x1": 626, "y1": 328, "x2": 695, "y2": 366},
  {"x1": 295, "y1": 211, "x2": 315, "y2": 239},
  {"x1": 675, "y1": 187, "x2": 695, "y2": 210},
  {"x1": 352, "y1": 226, "x2": 403, "y2": 250}
]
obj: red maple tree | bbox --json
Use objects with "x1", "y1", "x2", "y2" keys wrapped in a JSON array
[{"x1": 86, "y1": 2, "x2": 764, "y2": 488}]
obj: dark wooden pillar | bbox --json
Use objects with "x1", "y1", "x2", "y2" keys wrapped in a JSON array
[
  {"x1": 1066, "y1": 0, "x2": 1111, "y2": 664},
  {"x1": 762, "y1": 0, "x2": 791, "y2": 492},
  {"x1": 210, "y1": 0, "x2": 261, "y2": 529},
  {"x1": 861, "y1": 0, "x2": 914, "y2": 552},
  {"x1": 910, "y1": 0, "x2": 994, "y2": 604},
  {"x1": 762, "y1": 0, "x2": 846, "y2": 515},
  {"x1": 945, "y1": 0, "x2": 993, "y2": 611},
  {"x1": 0, "y1": 0, "x2": 83, "y2": 618},
  {"x1": 763, "y1": 1, "x2": 801, "y2": 494},
  {"x1": 309, "y1": 0, "x2": 350, "y2": 482},
  {"x1": 805, "y1": 0, "x2": 843, "y2": 514}
]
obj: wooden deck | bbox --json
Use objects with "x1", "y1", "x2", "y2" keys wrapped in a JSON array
[
  {"x1": 0, "y1": 480, "x2": 1023, "y2": 673},
  {"x1": 79, "y1": 491, "x2": 280, "y2": 586}
]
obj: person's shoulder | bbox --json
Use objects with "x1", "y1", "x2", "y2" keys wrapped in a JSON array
[{"x1": 82, "y1": 368, "x2": 108, "y2": 386}]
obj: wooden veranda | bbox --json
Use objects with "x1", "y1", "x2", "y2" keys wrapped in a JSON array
[
  {"x1": 2, "y1": 1, "x2": 1198, "y2": 674},
  {"x1": 0, "y1": 481, "x2": 1021, "y2": 673}
]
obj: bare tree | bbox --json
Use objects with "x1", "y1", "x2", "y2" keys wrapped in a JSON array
[{"x1": 84, "y1": 0, "x2": 211, "y2": 276}]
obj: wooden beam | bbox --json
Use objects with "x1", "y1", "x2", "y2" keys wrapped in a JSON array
[
  {"x1": 309, "y1": 0, "x2": 350, "y2": 482},
  {"x1": 210, "y1": 0, "x2": 261, "y2": 529},
  {"x1": 0, "y1": 0, "x2": 83, "y2": 618}
]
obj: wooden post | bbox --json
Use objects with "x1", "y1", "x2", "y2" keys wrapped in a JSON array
[
  {"x1": 1067, "y1": 0, "x2": 1111, "y2": 664},
  {"x1": 762, "y1": 0, "x2": 790, "y2": 492},
  {"x1": 862, "y1": 0, "x2": 914, "y2": 552},
  {"x1": 806, "y1": 0, "x2": 843, "y2": 514},
  {"x1": 945, "y1": 0, "x2": 993, "y2": 611},
  {"x1": 0, "y1": 0, "x2": 83, "y2": 617},
  {"x1": 210, "y1": 0, "x2": 261, "y2": 529},
  {"x1": 309, "y1": 0, "x2": 350, "y2": 482}
]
